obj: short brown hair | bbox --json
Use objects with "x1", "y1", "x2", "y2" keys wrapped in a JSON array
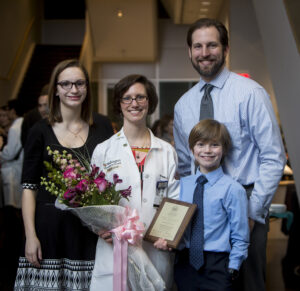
[
  {"x1": 189, "y1": 119, "x2": 232, "y2": 158},
  {"x1": 159, "y1": 114, "x2": 173, "y2": 134},
  {"x1": 40, "y1": 84, "x2": 49, "y2": 96},
  {"x1": 48, "y1": 59, "x2": 92, "y2": 125},
  {"x1": 187, "y1": 18, "x2": 228, "y2": 50},
  {"x1": 113, "y1": 74, "x2": 158, "y2": 115}
]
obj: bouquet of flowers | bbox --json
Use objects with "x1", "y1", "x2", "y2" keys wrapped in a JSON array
[
  {"x1": 41, "y1": 147, "x2": 165, "y2": 291},
  {"x1": 41, "y1": 146, "x2": 132, "y2": 208}
]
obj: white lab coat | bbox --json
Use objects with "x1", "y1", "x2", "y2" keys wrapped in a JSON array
[{"x1": 91, "y1": 128, "x2": 179, "y2": 290}]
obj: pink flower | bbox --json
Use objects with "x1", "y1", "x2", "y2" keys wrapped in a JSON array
[
  {"x1": 75, "y1": 180, "x2": 88, "y2": 192},
  {"x1": 69, "y1": 196, "x2": 81, "y2": 208},
  {"x1": 113, "y1": 174, "x2": 123, "y2": 184},
  {"x1": 90, "y1": 164, "x2": 99, "y2": 177},
  {"x1": 63, "y1": 188, "x2": 77, "y2": 200},
  {"x1": 120, "y1": 186, "x2": 132, "y2": 198},
  {"x1": 63, "y1": 168, "x2": 78, "y2": 179},
  {"x1": 94, "y1": 177, "x2": 107, "y2": 192},
  {"x1": 96, "y1": 171, "x2": 106, "y2": 179}
]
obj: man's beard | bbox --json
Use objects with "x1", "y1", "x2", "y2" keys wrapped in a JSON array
[{"x1": 191, "y1": 53, "x2": 225, "y2": 80}]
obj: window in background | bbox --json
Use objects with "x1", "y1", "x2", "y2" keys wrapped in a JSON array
[{"x1": 159, "y1": 81, "x2": 197, "y2": 117}]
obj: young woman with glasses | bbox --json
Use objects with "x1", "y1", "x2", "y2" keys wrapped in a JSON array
[
  {"x1": 14, "y1": 59, "x2": 113, "y2": 290},
  {"x1": 91, "y1": 74, "x2": 179, "y2": 290}
]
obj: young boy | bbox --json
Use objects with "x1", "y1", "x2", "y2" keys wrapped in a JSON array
[{"x1": 174, "y1": 119, "x2": 249, "y2": 291}]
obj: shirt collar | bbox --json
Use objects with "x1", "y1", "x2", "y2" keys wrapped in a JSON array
[
  {"x1": 199, "y1": 67, "x2": 230, "y2": 91},
  {"x1": 195, "y1": 166, "x2": 224, "y2": 186}
]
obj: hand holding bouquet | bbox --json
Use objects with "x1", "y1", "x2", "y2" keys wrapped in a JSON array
[{"x1": 41, "y1": 147, "x2": 165, "y2": 291}]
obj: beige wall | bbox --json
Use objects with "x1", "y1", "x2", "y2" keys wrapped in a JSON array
[
  {"x1": 96, "y1": 19, "x2": 198, "y2": 118},
  {"x1": 229, "y1": 0, "x2": 278, "y2": 115},
  {"x1": 87, "y1": 0, "x2": 157, "y2": 62},
  {"x1": 0, "y1": 0, "x2": 40, "y2": 105},
  {"x1": 252, "y1": 0, "x2": 300, "y2": 203}
]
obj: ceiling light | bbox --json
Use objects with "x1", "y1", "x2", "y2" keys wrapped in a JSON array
[
  {"x1": 200, "y1": 8, "x2": 209, "y2": 12},
  {"x1": 202, "y1": 1, "x2": 211, "y2": 5},
  {"x1": 117, "y1": 9, "x2": 123, "y2": 18}
]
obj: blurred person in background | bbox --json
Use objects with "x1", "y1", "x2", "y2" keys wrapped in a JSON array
[
  {"x1": 0, "y1": 99, "x2": 24, "y2": 290},
  {"x1": 151, "y1": 119, "x2": 162, "y2": 138},
  {"x1": 0, "y1": 99, "x2": 24, "y2": 208},
  {"x1": 21, "y1": 84, "x2": 49, "y2": 147},
  {"x1": 0, "y1": 105, "x2": 11, "y2": 150},
  {"x1": 159, "y1": 114, "x2": 174, "y2": 146}
]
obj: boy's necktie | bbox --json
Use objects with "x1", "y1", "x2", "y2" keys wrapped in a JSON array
[
  {"x1": 189, "y1": 175, "x2": 208, "y2": 270},
  {"x1": 200, "y1": 84, "x2": 214, "y2": 120}
]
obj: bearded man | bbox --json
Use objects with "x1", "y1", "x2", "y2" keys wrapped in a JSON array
[{"x1": 173, "y1": 18, "x2": 285, "y2": 291}]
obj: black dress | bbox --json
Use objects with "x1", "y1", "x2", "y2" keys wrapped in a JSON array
[{"x1": 14, "y1": 115, "x2": 113, "y2": 290}]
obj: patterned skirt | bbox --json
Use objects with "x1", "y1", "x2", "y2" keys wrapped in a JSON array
[
  {"x1": 14, "y1": 258, "x2": 94, "y2": 290},
  {"x1": 14, "y1": 202, "x2": 98, "y2": 290}
]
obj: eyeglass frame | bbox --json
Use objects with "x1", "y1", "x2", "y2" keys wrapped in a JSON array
[
  {"x1": 121, "y1": 95, "x2": 148, "y2": 104},
  {"x1": 57, "y1": 80, "x2": 87, "y2": 91}
]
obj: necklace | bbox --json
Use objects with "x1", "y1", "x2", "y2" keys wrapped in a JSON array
[
  {"x1": 67, "y1": 123, "x2": 83, "y2": 138},
  {"x1": 130, "y1": 132, "x2": 150, "y2": 148}
]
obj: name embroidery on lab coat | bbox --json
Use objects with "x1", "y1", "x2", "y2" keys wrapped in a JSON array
[{"x1": 103, "y1": 159, "x2": 122, "y2": 172}]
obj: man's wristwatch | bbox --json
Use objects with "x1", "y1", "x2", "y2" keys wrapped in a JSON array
[{"x1": 228, "y1": 268, "x2": 239, "y2": 280}]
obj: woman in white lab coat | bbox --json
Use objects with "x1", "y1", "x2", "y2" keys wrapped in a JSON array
[{"x1": 91, "y1": 74, "x2": 179, "y2": 290}]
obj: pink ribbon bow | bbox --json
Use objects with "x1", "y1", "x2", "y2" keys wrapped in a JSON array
[{"x1": 110, "y1": 207, "x2": 145, "y2": 291}]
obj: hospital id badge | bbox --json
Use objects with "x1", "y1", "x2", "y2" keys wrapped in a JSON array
[{"x1": 153, "y1": 180, "x2": 168, "y2": 208}]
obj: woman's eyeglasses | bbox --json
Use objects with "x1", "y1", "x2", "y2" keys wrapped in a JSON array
[
  {"x1": 121, "y1": 95, "x2": 148, "y2": 104},
  {"x1": 57, "y1": 80, "x2": 87, "y2": 90}
]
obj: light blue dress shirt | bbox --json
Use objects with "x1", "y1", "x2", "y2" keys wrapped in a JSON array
[
  {"x1": 174, "y1": 67, "x2": 286, "y2": 224},
  {"x1": 180, "y1": 167, "x2": 249, "y2": 270}
]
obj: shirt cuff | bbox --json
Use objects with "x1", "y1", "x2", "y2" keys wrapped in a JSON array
[
  {"x1": 228, "y1": 259, "x2": 241, "y2": 270},
  {"x1": 248, "y1": 197, "x2": 267, "y2": 224}
]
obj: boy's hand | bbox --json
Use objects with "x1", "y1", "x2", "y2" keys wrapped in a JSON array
[
  {"x1": 228, "y1": 268, "x2": 239, "y2": 280},
  {"x1": 153, "y1": 238, "x2": 172, "y2": 251}
]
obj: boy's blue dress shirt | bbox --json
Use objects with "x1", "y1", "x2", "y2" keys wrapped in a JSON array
[{"x1": 180, "y1": 166, "x2": 249, "y2": 270}]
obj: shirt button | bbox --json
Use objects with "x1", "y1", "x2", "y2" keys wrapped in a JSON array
[
  {"x1": 144, "y1": 174, "x2": 149, "y2": 179},
  {"x1": 261, "y1": 214, "x2": 265, "y2": 219},
  {"x1": 143, "y1": 198, "x2": 147, "y2": 203}
]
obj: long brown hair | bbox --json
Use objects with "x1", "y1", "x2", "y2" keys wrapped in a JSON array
[{"x1": 48, "y1": 59, "x2": 92, "y2": 125}]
